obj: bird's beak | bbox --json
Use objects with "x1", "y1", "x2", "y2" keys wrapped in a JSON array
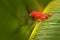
[{"x1": 29, "y1": 14, "x2": 32, "y2": 16}]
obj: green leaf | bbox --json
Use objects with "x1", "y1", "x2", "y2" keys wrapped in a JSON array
[{"x1": 33, "y1": 0, "x2": 60, "y2": 40}]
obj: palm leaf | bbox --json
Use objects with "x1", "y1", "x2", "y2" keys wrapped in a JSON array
[{"x1": 30, "y1": 0, "x2": 60, "y2": 40}]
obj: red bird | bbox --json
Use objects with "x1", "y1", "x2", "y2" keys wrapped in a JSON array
[{"x1": 30, "y1": 11, "x2": 54, "y2": 20}]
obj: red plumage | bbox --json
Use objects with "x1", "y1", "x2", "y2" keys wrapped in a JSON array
[{"x1": 30, "y1": 11, "x2": 53, "y2": 20}]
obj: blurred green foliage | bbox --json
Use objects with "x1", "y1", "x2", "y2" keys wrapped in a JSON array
[{"x1": 0, "y1": 0, "x2": 51, "y2": 40}]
